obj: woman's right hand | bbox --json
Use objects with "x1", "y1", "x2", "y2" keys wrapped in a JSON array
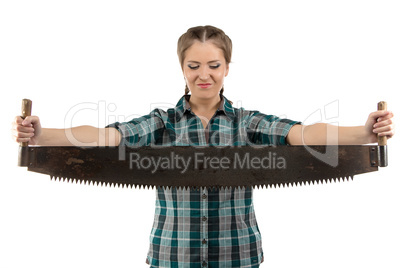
[{"x1": 12, "y1": 116, "x2": 42, "y2": 145}]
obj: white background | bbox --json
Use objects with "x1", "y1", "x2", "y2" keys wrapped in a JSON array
[{"x1": 1, "y1": 1, "x2": 401, "y2": 267}]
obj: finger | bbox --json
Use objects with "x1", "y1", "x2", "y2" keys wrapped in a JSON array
[
  {"x1": 12, "y1": 128, "x2": 35, "y2": 138},
  {"x1": 378, "y1": 129, "x2": 395, "y2": 139},
  {"x1": 373, "y1": 124, "x2": 393, "y2": 134},
  {"x1": 377, "y1": 111, "x2": 394, "y2": 122},
  {"x1": 14, "y1": 116, "x2": 23, "y2": 124},
  {"x1": 16, "y1": 124, "x2": 35, "y2": 133},
  {"x1": 15, "y1": 137, "x2": 32, "y2": 143},
  {"x1": 373, "y1": 118, "x2": 393, "y2": 128}
]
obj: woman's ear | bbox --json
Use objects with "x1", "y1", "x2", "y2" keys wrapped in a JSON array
[{"x1": 225, "y1": 64, "x2": 229, "y2": 77}]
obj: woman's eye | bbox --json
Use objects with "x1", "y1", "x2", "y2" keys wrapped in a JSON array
[
  {"x1": 210, "y1": 64, "x2": 221, "y2": 69},
  {"x1": 188, "y1": 65, "x2": 199, "y2": 70}
]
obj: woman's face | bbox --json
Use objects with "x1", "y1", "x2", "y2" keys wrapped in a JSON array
[{"x1": 183, "y1": 40, "x2": 229, "y2": 101}]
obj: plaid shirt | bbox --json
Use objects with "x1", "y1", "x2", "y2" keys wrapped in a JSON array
[{"x1": 108, "y1": 95, "x2": 299, "y2": 268}]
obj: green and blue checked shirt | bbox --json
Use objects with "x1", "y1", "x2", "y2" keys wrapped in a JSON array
[{"x1": 108, "y1": 95, "x2": 300, "y2": 268}]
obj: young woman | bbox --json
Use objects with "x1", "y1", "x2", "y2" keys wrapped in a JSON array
[{"x1": 12, "y1": 26, "x2": 394, "y2": 268}]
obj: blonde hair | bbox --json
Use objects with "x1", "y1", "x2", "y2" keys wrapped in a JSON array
[{"x1": 177, "y1": 25, "x2": 232, "y2": 101}]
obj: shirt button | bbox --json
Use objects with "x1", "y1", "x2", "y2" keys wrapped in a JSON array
[
  {"x1": 202, "y1": 216, "x2": 207, "y2": 221},
  {"x1": 202, "y1": 239, "x2": 207, "y2": 244},
  {"x1": 202, "y1": 261, "x2": 207, "y2": 267},
  {"x1": 202, "y1": 194, "x2": 207, "y2": 199}
]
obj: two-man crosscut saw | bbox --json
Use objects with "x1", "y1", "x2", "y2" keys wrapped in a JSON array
[{"x1": 17, "y1": 100, "x2": 388, "y2": 189}]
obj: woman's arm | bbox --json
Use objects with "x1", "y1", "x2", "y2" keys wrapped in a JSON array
[
  {"x1": 287, "y1": 110, "x2": 395, "y2": 145},
  {"x1": 12, "y1": 115, "x2": 121, "y2": 146}
]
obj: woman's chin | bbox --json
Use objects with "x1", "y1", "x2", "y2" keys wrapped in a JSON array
[{"x1": 190, "y1": 89, "x2": 221, "y2": 99}]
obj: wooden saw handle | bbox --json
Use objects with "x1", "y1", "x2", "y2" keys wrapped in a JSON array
[
  {"x1": 20, "y1": 99, "x2": 32, "y2": 147},
  {"x1": 377, "y1": 101, "x2": 387, "y2": 146},
  {"x1": 18, "y1": 99, "x2": 32, "y2": 167}
]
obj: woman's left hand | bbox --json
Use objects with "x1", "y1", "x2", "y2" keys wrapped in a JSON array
[{"x1": 365, "y1": 110, "x2": 395, "y2": 143}]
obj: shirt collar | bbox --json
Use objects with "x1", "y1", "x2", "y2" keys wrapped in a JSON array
[{"x1": 174, "y1": 94, "x2": 236, "y2": 122}]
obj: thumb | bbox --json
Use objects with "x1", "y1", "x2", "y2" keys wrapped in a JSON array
[
  {"x1": 371, "y1": 110, "x2": 389, "y2": 120},
  {"x1": 22, "y1": 116, "x2": 40, "y2": 127}
]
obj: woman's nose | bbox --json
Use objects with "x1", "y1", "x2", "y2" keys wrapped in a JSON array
[{"x1": 198, "y1": 66, "x2": 210, "y2": 80}]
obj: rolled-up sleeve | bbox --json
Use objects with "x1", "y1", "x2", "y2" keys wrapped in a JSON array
[
  {"x1": 246, "y1": 111, "x2": 301, "y2": 145},
  {"x1": 106, "y1": 109, "x2": 166, "y2": 146}
]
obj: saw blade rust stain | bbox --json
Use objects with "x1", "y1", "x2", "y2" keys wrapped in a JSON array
[{"x1": 66, "y1": 158, "x2": 84, "y2": 165}]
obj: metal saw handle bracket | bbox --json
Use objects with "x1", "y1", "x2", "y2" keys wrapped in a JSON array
[
  {"x1": 377, "y1": 101, "x2": 388, "y2": 167},
  {"x1": 18, "y1": 99, "x2": 32, "y2": 167}
]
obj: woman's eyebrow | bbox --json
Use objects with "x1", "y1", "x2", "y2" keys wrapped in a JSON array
[{"x1": 187, "y1": 60, "x2": 221, "y2": 64}]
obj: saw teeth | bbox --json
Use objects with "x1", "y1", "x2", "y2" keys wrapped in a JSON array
[{"x1": 47, "y1": 173, "x2": 357, "y2": 189}]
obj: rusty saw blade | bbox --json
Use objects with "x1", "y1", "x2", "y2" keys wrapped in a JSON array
[{"x1": 18, "y1": 145, "x2": 386, "y2": 189}]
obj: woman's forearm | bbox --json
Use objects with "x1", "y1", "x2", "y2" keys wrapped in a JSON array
[
  {"x1": 287, "y1": 109, "x2": 394, "y2": 146},
  {"x1": 302, "y1": 123, "x2": 370, "y2": 145},
  {"x1": 287, "y1": 123, "x2": 371, "y2": 145},
  {"x1": 37, "y1": 126, "x2": 121, "y2": 146}
]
